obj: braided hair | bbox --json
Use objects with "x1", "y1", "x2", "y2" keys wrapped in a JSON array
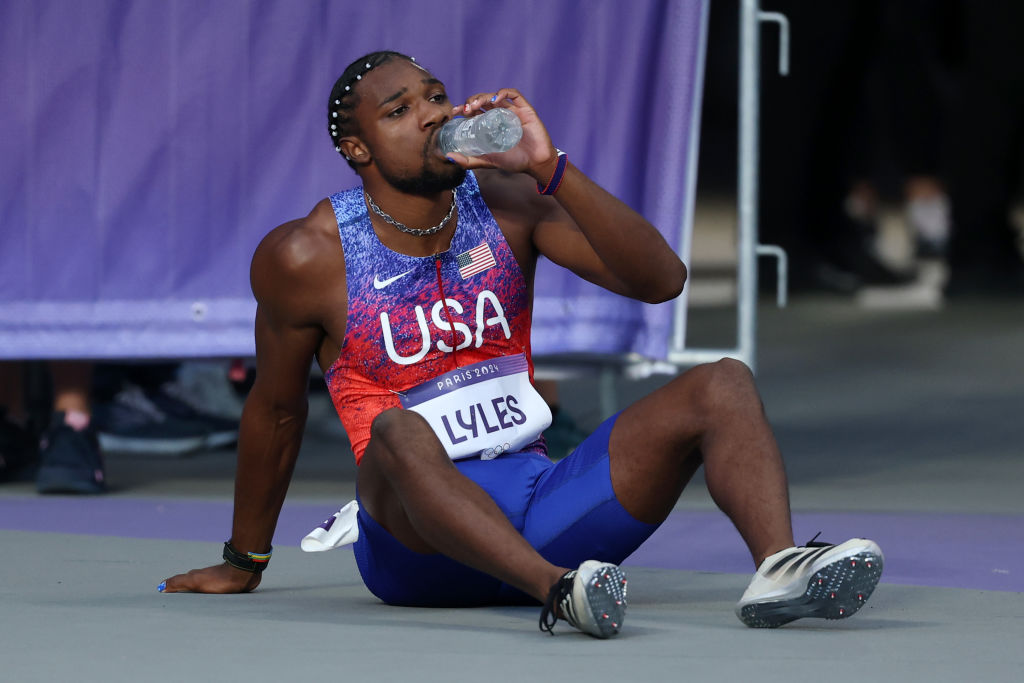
[{"x1": 327, "y1": 50, "x2": 418, "y2": 169}]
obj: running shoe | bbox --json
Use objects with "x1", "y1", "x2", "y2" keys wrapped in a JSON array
[
  {"x1": 92, "y1": 385, "x2": 209, "y2": 456},
  {"x1": 147, "y1": 381, "x2": 239, "y2": 449},
  {"x1": 736, "y1": 536, "x2": 884, "y2": 628},
  {"x1": 36, "y1": 412, "x2": 106, "y2": 494},
  {"x1": 539, "y1": 560, "x2": 627, "y2": 638}
]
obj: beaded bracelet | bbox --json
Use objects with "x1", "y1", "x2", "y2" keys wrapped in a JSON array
[
  {"x1": 537, "y1": 150, "x2": 568, "y2": 195},
  {"x1": 222, "y1": 541, "x2": 272, "y2": 573}
]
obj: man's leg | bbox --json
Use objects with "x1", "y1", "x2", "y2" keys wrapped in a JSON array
[
  {"x1": 50, "y1": 361, "x2": 93, "y2": 416},
  {"x1": 357, "y1": 408, "x2": 630, "y2": 638},
  {"x1": 606, "y1": 358, "x2": 882, "y2": 627},
  {"x1": 37, "y1": 361, "x2": 105, "y2": 494},
  {"x1": 608, "y1": 358, "x2": 794, "y2": 565},
  {"x1": 356, "y1": 407, "x2": 567, "y2": 603}
]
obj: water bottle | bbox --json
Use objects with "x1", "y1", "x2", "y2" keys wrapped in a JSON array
[{"x1": 438, "y1": 107, "x2": 523, "y2": 156}]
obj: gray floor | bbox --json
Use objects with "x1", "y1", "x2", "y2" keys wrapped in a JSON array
[{"x1": 2, "y1": 294, "x2": 1023, "y2": 682}]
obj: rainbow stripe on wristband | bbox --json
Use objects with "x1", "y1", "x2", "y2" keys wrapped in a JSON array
[
  {"x1": 537, "y1": 150, "x2": 568, "y2": 195},
  {"x1": 223, "y1": 541, "x2": 273, "y2": 573}
]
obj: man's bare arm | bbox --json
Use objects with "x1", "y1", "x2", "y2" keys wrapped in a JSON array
[
  {"x1": 451, "y1": 89, "x2": 687, "y2": 304},
  {"x1": 160, "y1": 214, "x2": 339, "y2": 593}
]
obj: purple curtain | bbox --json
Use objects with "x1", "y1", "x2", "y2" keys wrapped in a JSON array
[{"x1": 0, "y1": 0, "x2": 705, "y2": 360}]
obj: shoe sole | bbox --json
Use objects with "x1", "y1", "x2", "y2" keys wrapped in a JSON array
[
  {"x1": 204, "y1": 430, "x2": 239, "y2": 449},
  {"x1": 739, "y1": 550, "x2": 883, "y2": 628},
  {"x1": 98, "y1": 433, "x2": 206, "y2": 456},
  {"x1": 37, "y1": 468, "x2": 105, "y2": 495},
  {"x1": 577, "y1": 563, "x2": 628, "y2": 638}
]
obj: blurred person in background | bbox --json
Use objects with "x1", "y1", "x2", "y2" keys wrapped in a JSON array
[
  {"x1": 757, "y1": 0, "x2": 957, "y2": 294},
  {"x1": 757, "y1": 0, "x2": 1023, "y2": 298},
  {"x1": 0, "y1": 360, "x2": 242, "y2": 493},
  {"x1": 0, "y1": 360, "x2": 105, "y2": 493}
]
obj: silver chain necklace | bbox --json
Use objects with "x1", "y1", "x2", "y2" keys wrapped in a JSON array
[{"x1": 364, "y1": 189, "x2": 457, "y2": 237}]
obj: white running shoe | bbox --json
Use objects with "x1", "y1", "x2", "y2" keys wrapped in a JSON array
[
  {"x1": 737, "y1": 537, "x2": 884, "y2": 628},
  {"x1": 539, "y1": 560, "x2": 628, "y2": 638}
]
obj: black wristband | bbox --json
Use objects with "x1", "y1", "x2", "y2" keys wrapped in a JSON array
[{"x1": 222, "y1": 541, "x2": 272, "y2": 574}]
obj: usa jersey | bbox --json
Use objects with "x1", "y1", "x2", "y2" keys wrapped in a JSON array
[{"x1": 324, "y1": 171, "x2": 540, "y2": 463}]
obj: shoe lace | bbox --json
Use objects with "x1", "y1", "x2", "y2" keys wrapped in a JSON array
[
  {"x1": 804, "y1": 531, "x2": 830, "y2": 548},
  {"x1": 539, "y1": 570, "x2": 576, "y2": 635}
]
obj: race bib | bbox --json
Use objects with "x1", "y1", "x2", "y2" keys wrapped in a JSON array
[{"x1": 399, "y1": 354, "x2": 551, "y2": 460}]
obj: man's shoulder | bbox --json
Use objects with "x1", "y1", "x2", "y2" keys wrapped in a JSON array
[
  {"x1": 254, "y1": 199, "x2": 341, "y2": 274},
  {"x1": 251, "y1": 198, "x2": 344, "y2": 301}
]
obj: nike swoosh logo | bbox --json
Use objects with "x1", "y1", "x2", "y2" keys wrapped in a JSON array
[{"x1": 373, "y1": 270, "x2": 412, "y2": 289}]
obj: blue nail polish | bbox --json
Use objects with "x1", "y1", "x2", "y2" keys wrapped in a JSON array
[
  {"x1": 490, "y1": 95, "x2": 497, "y2": 102},
  {"x1": 157, "y1": 581, "x2": 166, "y2": 592},
  {"x1": 446, "y1": 156, "x2": 456, "y2": 163}
]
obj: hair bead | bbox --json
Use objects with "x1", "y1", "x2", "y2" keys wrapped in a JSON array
[{"x1": 328, "y1": 52, "x2": 417, "y2": 163}]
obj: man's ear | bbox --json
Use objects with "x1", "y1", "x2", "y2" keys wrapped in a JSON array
[{"x1": 339, "y1": 137, "x2": 370, "y2": 164}]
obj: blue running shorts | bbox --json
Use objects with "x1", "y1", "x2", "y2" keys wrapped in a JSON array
[{"x1": 352, "y1": 412, "x2": 660, "y2": 606}]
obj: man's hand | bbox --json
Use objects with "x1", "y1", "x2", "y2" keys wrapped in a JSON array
[
  {"x1": 159, "y1": 562, "x2": 261, "y2": 594},
  {"x1": 447, "y1": 88, "x2": 560, "y2": 184}
]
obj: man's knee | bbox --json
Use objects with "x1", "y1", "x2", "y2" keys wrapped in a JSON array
[
  {"x1": 367, "y1": 408, "x2": 440, "y2": 469},
  {"x1": 706, "y1": 358, "x2": 761, "y2": 411},
  {"x1": 709, "y1": 357, "x2": 755, "y2": 388},
  {"x1": 682, "y1": 358, "x2": 758, "y2": 415}
]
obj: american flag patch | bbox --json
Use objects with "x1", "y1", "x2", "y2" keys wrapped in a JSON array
[{"x1": 457, "y1": 242, "x2": 496, "y2": 279}]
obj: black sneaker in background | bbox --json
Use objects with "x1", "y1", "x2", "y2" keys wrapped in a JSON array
[
  {"x1": 92, "y1": 385, "x2": 209, "y2": 456},
  {"x1": 36, "y1": 412, "x2": 106, "y2": 494},
  {"x1": 146, "y1": 382, "x2": 239, "y2": 449},
  {"x1": 0, "y1": 409, "x2": 39, "y2": 482}
]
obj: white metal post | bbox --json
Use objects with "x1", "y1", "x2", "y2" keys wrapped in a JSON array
[
  {"x1": 666, "y1": 0, "x2": 789, "y2": 375},
  {"x1": 736, "y1": 0, "x2": 762, "y2": 373}
]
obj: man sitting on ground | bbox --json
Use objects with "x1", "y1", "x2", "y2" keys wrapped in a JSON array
[{"x1": 160, "y1": 51, "x2": 883, "y2": 638}]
